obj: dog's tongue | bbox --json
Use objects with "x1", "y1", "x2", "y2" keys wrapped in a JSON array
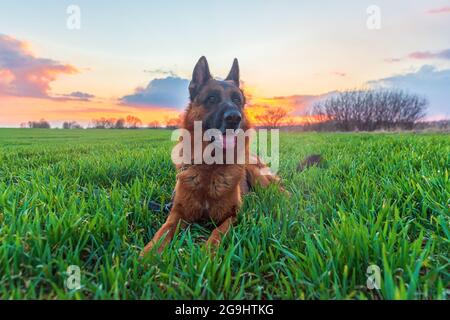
[{"x1": 223, "y1": 135, "x2": 236, "y2": 149}]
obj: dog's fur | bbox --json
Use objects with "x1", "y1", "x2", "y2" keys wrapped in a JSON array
[{"x1": 141, "y1": 57, "x2": 282, "y2": 255}]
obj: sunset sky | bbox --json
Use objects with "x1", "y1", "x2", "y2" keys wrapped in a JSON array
[{"x1": 1, "y1": 0, "x2": 449, "y2": 127}]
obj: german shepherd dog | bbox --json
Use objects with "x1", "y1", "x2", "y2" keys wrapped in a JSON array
[{"x1": 141, "y1": 57, "x2": 282, "y2": 256}]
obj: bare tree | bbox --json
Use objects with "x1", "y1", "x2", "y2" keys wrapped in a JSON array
[
  {"x1": 28, "y1": 119, "x2": 51, "y2": 128},
  {"x1": 165, "y1": 116, "x2": 182, "y2": 129},
  {"x1": 92, "y1": 117, "x2": 116, "y2": 129},
  {"x1": 91, "y1": 116, "x2": 142, "y2": 129},
  {"x1": 126, "y1": 115, "x2": 142, "y2": 129},
  {"x1": 114, "y1": 118, "x2": 126, "y2": 129},
  {"x1": 147, "y1": 120, "x2": 161, "y2": 129},
  {"x1": 311, "y1": 89, "x2": 427, "y2": 131},
  {"x1": 255, "y1": 106, "x2": 288, "y2": 128},
  {"x1": 62, "y1": 121, "x2": 82, "y2": 129}
]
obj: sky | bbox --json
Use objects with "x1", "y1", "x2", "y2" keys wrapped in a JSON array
[{"x1": 0, "y1": 0, "x2": 449, "y2": 127}]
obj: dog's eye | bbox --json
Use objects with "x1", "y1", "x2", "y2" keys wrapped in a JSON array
[
  {"x1": 206, "y1": 96, "x2": 218, "y2": 104},
  {"x1": 232, "y1": 97, "x2": 241, "y2": 105}
]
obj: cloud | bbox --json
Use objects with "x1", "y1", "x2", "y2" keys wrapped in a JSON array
[
  {"x1": 143, "y1": 68, "x2": 177, "y2": 77},
  {"x1": 384, "y1": 58, "x2": 403, "y2": 63},
  {"x1": 265, "y1": 95, "x2": 328, "y2": 115},
  {"x1": 120, "y1": 76, "x2": 189, "y2": 109},
  {"x1": 408, "y1": 49, "x2": 450, "y2": 60},
  {"x1": 251, "y1": 66, "x2": 450, "y2": 121},
  {"x1": 47, "y1": 107, "x2": 128, "y2": 115},
  {"x1": 0, "y1": 34, "x2": 78, "y2": 98},
  {"x1": 61, "y1": 91, "x2": 95, "y2": 101},
  {"x1": 385, "y1": 48, "x2": 450, "y2": 63},
  {"x1": 331, "y1": 71, "x2": 347, "y2": 77},
  {"x1": 121, "y1": 77, "x2": 329, "y2": 120},
  {"x1": 368, "y1": 65, "x2": 450, "y2": 118},
  {"x1": 426, "y1": 6, "x2": 450, "y2": 14},
  {"x1": 246, "y1": 91, "x2": 333, "y2": 119}
]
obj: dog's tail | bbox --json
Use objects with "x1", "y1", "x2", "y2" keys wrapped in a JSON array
[{"x1": 297, "y1": 154, "x2": 323, "y2": 172}]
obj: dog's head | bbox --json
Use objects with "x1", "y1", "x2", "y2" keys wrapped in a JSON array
[{"x1": 184, "y1": 56, "x2": 247, "y2": 135}]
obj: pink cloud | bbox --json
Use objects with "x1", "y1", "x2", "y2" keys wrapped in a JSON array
[
  {"x1": 0, "y1": 34, "x2": 78, "y2": 99},
  {"x1": 426, "y1": 6, "x2": 450, "y2": 14},
  {"x1": 332, "y1": 71, "x2": 347, "y2": 77},
  {"x1": 385, "y1": 48, "x2": 450, "y2": 62},
  {"x1": 408, "y1": 49, "x2": 450, "y2": 60}
]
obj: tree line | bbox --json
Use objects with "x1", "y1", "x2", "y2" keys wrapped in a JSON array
[
  {"x1": 22, "y1": 115, "x2": 183, "y2": 129},
  {"x1": 90, "y1": 115, "x2": 142, "y2": 129},
  {"x1": 89, "y1": 115, "x2": 183, "y2": 129},
  {"x1": 19, "y1": 89, "x2": 433, "y2": 131},
  {"x1": 253, "y1": 88, "x2": 429, "y2": 131},
  {"x1": 25, "y1": 119, "x2": 52, "y2": 129}
]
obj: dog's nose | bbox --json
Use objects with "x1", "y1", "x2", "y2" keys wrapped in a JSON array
[{"x1": 224, "y1": 110, "x2": 242, "y2": 128}]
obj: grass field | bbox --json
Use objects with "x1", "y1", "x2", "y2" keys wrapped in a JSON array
[{"x1": 0, "y1": 128, "x2": 448, "y2": 299}]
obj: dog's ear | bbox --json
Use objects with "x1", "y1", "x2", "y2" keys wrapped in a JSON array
[
  {"x1": 189, "y1": 56, "x2": 212, "y2": 100},
  {"x1": 225, "y1": 58, "x2": 240, "y2": 87}
]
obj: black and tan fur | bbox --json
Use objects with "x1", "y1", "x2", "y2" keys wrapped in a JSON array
[{"x1": 141, "y1": 57, "x2": 282, "y2": 256}]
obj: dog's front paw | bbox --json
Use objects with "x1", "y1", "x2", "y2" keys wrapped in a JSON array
[
  {"x1": 206, "y1": 234, "x2": 221, "y2": 248},
  {"x1": 204, "y1": 238, "x2": 219, "y2": 258},
  {"x1": 140, "y1": 241, "x2": 159, "y2": 258}
]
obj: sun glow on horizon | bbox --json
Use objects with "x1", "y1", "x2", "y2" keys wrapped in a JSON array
[{"x1": 1, "y1": 0, "x2": 450, "y2": 127}]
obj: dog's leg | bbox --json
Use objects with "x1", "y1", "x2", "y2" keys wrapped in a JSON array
[
  {"x1": 140, "y1": 210, "x2": 184, "y2": 256},
  {"x1": 246, "y1": 164, "x2": 279, "y2": 187},
  {"x1": 245, "y1": 159, "x2": 287, "y2": 193},
  {"x1": 206, "y1": 216, "x2": 236, "y2": 247}
]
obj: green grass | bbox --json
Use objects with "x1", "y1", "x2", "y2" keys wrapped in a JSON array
[{"x1": 0, "y1": 128, "x2": 448, "y2": 299}]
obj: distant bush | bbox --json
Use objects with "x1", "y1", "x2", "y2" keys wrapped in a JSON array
[
  {"x1": 91, "y1": 117, "x2": 116, "y2": 129},
  {"x1": 28, "y1": 119, "x2": 51, "y2": 129},
  {"x1": 310, "y1": 89, "x2": 428, "y2": 131},
  {"x1": 166, "y1": 116, "x2": 182, "y2": 129},
  {"x1": 147, "y1": 121, "x2": 162, "y2": 129},
  {"x1": 114, "y1": 118, "x2": 126, "y2": 129},
  {"x1": 414, "y1": 120, "x2": 450, "y2": 132},
  {"x1": 126, "y1": 115, "x2": 142, "y2": 129},
  {"x1": 62, "y1": 121, "x2": 83, "y2": 129},
  {"x1": 91, "y1": 115, "x2": 142, "y2": 129}
]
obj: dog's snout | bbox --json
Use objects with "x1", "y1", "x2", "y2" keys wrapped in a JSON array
[
  {"x1": 223, "y1": 110, "x2": 242, "y2": 128},
  {"x1": 225, "y1": 110, "x2": 242, "y2": 123}
]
